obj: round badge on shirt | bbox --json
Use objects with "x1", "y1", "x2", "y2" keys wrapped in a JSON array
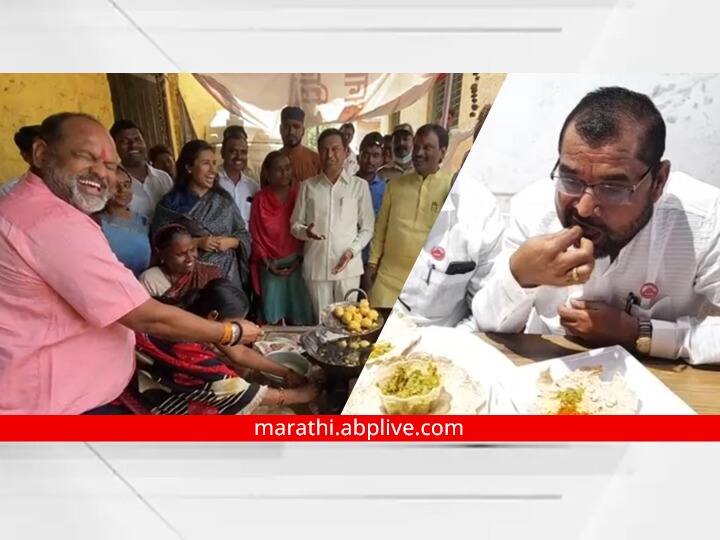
[
  {"x1": 640, "y1": 282, "x2": 659, "y2": 299},
  {"x1": 430, "y1": 246, "x2": 446, "y2": 261}
]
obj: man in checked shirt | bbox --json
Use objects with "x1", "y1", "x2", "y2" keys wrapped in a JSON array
[{"x1": 472, "y1": 86, "x2": 720, "y2": 365}]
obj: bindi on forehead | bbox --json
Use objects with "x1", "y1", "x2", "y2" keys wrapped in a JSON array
[{"x1": 99, "y1": 141, "x2": 120, "y2": 160}]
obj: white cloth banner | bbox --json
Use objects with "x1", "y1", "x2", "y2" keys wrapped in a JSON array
[{"x1": 195, "y1": 73, "x2": 438, "y2": 131}]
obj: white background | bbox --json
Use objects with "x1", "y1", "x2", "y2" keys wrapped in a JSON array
[
  {"x1": 2, "y1": 442, "x2": 719, "y2": 540},
  {"x1": 3, "y1": 1, "x2": 720, "y2": 539},
  {"x1": 465, "y1": 74, "x2": 720, "y2": 201}
]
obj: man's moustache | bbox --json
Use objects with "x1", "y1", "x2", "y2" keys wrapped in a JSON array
[{"x1": 570, "y1": 215, "x2": 607, "y2": 235}]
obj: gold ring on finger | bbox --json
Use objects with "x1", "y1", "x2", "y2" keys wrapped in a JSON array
[{"x1": 571, "y1": 267, "x2": 580, "y2": 283}]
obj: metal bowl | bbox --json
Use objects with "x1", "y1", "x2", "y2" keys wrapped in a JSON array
[
  {"x1": 262, "y1": 351, "x2": 311, "y2": 386},
  {"x1": 300, "y1": 331, "x2": 367, "y2": 379},
  {"x1": 319, "y1": 288, "x2": 385, "y2": 341}
]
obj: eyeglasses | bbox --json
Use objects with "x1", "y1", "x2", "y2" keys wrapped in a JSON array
[{"x1": 550, "y1": 159, "x2": 656, "y2": 206}]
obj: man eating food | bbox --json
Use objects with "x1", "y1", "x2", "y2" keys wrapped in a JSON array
[{"x1": 472, "y1": 86, "x2": 720, "y2": 365}]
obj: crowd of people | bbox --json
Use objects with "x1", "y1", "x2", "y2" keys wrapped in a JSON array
[
  {"x1": 0, "y1": 103, "x2": 465, "y2": 414},
  {"x1": 2, "y1": 84, "x2": 715, "y2": 415}
]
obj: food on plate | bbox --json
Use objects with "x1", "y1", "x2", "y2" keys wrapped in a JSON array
[
  {"x1": 380, "y1": 362, "x2": 440, "y2": 397},
  {"x1": 369, "y1": 341, "x2": 393, "y2": 359},
  {"x1": 360, "y1": 318, "x2": 373, "y2": 329},
  {"x1": 531, "y1": 366, "x2": 638, "y2": 415},
  {"x1": 332, "y1": 300, "x2": 381, "y2": 333},
  {"x1": 335, "y1": 337, "x2": 372, "y2": 352},
  {"x1": 377, "y1": 358, "x2": 443, "y2": 414}
]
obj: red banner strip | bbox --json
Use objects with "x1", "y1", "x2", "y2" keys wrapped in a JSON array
[{"x1": 0, "y1": 415, "x2": 718, "y2": 442}]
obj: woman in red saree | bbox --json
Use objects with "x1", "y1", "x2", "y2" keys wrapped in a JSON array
[
  {"x1": 122, "y1": 278, "x2": 318, "y2": 415},
  {"x1": 250, "y1": 151, "x2": 313, "y2": 324}
]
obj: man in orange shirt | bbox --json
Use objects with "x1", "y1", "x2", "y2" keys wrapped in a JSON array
[{"x1": 279, "y1": 106, "x2": 321, "y2": 184}]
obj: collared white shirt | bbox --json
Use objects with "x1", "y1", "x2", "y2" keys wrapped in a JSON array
[
  {"x1": 291, "y1": 169, "x2": 375, "y2": 281},
  {"x1": 128, "y1": 164, "x2": 174, "y2": 220},
  {"x1": 472, "y1": 172, "x2": 720, "y2": 365},
  {"x1": 217, "y1": 166, "x2": 260, "y2": 227},
  {"x1": 398, "y1": 173, "x2": 504, "y2": 327}
]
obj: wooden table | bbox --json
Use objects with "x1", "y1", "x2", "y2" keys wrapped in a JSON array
[{"x1": 479, "y1": 333, "x2": 720, "y2": 414}]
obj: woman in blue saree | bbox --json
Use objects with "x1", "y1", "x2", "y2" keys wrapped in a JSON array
[{"x1": 152, "y1": 139, "x2": 251, "y2": 289}]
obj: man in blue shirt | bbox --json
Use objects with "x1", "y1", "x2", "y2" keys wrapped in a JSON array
[{"x1": 357, "y1": 131, "x2": 387, "y2": 291}]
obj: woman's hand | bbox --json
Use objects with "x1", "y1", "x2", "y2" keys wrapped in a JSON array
[
  {"x1": 197, "y1": 236, "x2": 221, "y2": 252},
  {"x1": 286, "y1": 382, "x2": 320, "y2": 404},
  {"x1": 216, "y1": 237, "x2": 240, "y2": 252},
  {"x1": 228, "y1": 319, "x2": 263, "y2": 344},
  {"x1": 283, "y1": 369, "x2": 307, "y2": 388},
  {"x1": 266, "y1": 260, "x2": 293, "y2": 277}
]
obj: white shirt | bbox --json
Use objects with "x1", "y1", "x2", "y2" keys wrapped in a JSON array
[
  {"x1": 0, "y1": 175, "x2": 23, "y2": 198},
  {"x1": 217, "y1": 166, "x2": 260, "y2": 227},
  {"x1": 472, "y1": 172, "x2": 720, "y2": 365},
  {"x1": 344, "y1": 149, "x2": 359, "y2": 177},
  {"x1": 128, "y1": 164, "x2": 174, "y2": 220},
  {"x1": 291, "y1": 170, "x2": 375, "y2": 281},
  {"x1": 397, "y1": 174, "x2": 505, "y2": 327}
]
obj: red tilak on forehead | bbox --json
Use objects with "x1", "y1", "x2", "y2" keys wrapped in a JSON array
[{"x1": 98, "y1": 143, "x2": 120, "y2": 164}]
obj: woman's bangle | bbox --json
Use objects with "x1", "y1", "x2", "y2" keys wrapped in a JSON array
[
  {"x1": 229, "y1": 322, "x2": 243, "y2": 347},
  {"x1": 220, "y1": 322, "x2": 233, "y2": 345}
]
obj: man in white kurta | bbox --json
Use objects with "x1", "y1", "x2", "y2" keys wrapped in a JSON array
[
  {"x1": 291, "y1": 129, "x2": 375, "y2": 320},
  {"x1": 472, "y1": 86, "x2": 720, "y2": 365}
]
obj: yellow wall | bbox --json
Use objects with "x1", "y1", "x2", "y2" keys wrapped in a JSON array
[
  {"x1": 386, "y1": 73, "x2": 505, "y2": 132},
  {"x1": 399, "y1": 93, "x2": 430, "y2": 129},
  {"x1": 458, "y1": 73, "x2": 505, "y2": 130},
  {"x1": 378, "y1": 73, "x2": 505, "y2": 173},
  {"x1": 177, "y1": 73, "x2": 224, "y2": 141},
  {"x1": 0, "y1": 74, "x2": 114, "y2": 182},
  {"x1": 163, "y1": 73, "x2": 182, "y2": 156},
  {"x1": 374, "y1": 73, "x2": 505, "y2": 173},
  {"x1": 447, "y1": 73, "x2": 506, "y2": 173}
]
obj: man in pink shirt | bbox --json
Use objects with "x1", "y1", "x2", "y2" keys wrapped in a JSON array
[{"x1": 0, "y1": 113, "x2": 262, "y2": 414}]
